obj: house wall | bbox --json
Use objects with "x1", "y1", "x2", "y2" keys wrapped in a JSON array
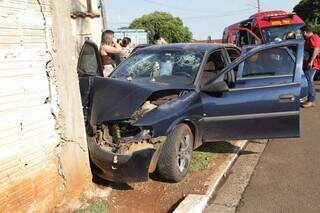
[
  {"x1": 70, "y1": 0, "x2": 103, "y2": 56},
  {"x1": 0, "y1": 0, "x2": 92, "y2": 211}
]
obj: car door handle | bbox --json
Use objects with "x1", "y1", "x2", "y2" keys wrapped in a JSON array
[{"x1": 279, "y1": 94, "x2": 295, "y2": 103}]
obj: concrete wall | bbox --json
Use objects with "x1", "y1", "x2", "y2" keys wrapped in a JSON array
[{"x1": 0, "y1": 0, "x2": 92, "y2": 211}]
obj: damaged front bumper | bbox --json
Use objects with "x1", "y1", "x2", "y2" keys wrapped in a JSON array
[{"x1": 87, "y1": 135, "x2": 166, "y2": 183}]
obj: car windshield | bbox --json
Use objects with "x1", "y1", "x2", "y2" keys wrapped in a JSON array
[
  {"x1": 262, "y1": 24, "x2": 304, "y2": 43},
  {"x1": 110, "y1": 49, "x2": 204, "y2": 86}
]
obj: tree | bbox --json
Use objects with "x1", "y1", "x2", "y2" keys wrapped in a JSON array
[
  {"x1": 129, "y1": 11, "x2": 193, "y2": 44},
  {"x1": 294, "y1": 0, "x2": 320, "y2": 32}
]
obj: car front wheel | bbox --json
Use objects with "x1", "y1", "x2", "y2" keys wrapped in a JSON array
[{"x1": 157, "y1": 124, "x2": 193, "y2": 182}]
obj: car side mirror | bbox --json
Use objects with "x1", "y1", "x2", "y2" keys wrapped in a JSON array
[{"x1": 201, "y1": 80, "x2": 229, "y2": 93}]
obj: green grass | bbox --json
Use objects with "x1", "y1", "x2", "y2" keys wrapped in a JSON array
[
  {"x1": 190, "y1": 142, "x2": 238, "y2": 172},
  {"x1": 76, "y1": 200, "x2": 109, "y2": 213}
]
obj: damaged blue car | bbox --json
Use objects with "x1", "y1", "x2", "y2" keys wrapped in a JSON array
[{"x1": 78, "y1": 40, "x2": 305, "y2": 183}]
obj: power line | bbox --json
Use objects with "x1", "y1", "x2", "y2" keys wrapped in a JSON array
[
  {"x1": 247, "y1": 0, "x2": 262, "y2": 12},
  {"x1": 142, "y1": 0, "x2": 243, "y2": 14},
  {"x1": 183, "y1": 8, "x2": 256, "y2": 20},
  {"x1": 107, "y1": 5, "x2": 258, "y2": 30},
  {"x1": 108, "y1": 7, "x2": 256, "y2": 25}
]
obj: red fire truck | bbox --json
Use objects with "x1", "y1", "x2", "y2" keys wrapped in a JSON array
[{"x1": 223, "y1": 10, "x2": 305, "y2": 47}]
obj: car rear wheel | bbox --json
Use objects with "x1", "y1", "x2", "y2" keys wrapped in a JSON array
[{"x1": 157, "y1": 124, "x2": 193, "y2": 182}]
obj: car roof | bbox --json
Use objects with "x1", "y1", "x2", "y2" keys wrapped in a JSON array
[{"x1": 139, "y1": 43, "x2": 234, "y2": 52}]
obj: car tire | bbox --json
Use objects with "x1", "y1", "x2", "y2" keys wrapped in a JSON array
[{"x1": 157, "y1": 124, "x2": 193, "y2": 182}]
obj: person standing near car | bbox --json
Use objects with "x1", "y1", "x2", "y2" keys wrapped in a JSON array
[
  {"x1": 100, "y1": 30, "x2": 122, "y2": 77},
  {"x1": 302, "y1": 25, "x2": 320, "y2": 108},
  {"x1": 120, "y1": 37, "x2": 133, "y2": 61},
  {"x1": 154, "y1": 33, "x2": 167, "y2": 45}
]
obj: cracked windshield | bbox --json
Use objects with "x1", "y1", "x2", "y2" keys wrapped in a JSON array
[{"x1": 111, "y1": 50, "x2": 203, "y2": 85}]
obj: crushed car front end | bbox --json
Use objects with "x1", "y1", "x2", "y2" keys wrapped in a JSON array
[
  {"x1": 84, "y1": 77, "x2": 198, "y2": 182},
  {"x1": 87, "y1": 123, "x2": 165, "y2": 182}
]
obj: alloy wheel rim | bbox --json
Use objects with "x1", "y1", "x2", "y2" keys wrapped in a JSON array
[{"x1": 177, "y1": 134, "x2": 191, "y2": 172}]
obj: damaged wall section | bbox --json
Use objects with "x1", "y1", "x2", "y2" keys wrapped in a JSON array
[
  {"x1": 0, "y1": 0, "x2": 92, "y2": 211},
  {"x1": 70, "y1": 0, "x2": 103, "y2": 56}
]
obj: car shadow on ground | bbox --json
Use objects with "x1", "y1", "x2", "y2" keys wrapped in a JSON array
[
  {"x1": 149, "y1": 170, "x2": 176, "y2": 183},
  {"x1": 92, "y1": 168, "x2": 176, "y2": 187},
  {"x1": 92, "y1": 173, "x2": 134, "y2": 190},
  {"x1": 198, "y1": 141, "x2": 257, "y2": 155},
  {"x1": 91, "y1": 141, "x2": 257, "y2": 187},
  {"x1": 200, "y1": 141, "x2": 239, "y2": 153}
]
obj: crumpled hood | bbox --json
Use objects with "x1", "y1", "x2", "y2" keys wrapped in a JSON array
[{"x1": 90, "y1": 77, "x2": 192, "y2": 123}]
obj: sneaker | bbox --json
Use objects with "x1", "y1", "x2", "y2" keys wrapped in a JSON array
[{"x1": 302, "y1": 102, "x2": 316, "y2": 108}]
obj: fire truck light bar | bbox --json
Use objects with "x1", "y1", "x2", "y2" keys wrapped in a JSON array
[{"x1": 263, "y1": 13, "x2": 295, "y2": 21}]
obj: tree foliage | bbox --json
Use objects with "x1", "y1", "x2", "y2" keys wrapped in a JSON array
[
  {"x1": 294, "y1": 0, "x2": 320, "y2": 32},
  {"x1": 129, "y1": 11, "x2": 193, "y2": 44}
]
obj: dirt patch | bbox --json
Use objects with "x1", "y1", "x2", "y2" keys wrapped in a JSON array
[{"x1": 98, "y1": 141, "x2": 239, "y2": 213}]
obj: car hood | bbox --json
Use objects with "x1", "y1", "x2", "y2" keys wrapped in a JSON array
[{"x1": 90, "y1": 77, "x2": 193, "y2": 123}]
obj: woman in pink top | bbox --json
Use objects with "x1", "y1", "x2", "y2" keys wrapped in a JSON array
[{"x1": 100, "y1": 30, "x2": 122, "y2": 77}]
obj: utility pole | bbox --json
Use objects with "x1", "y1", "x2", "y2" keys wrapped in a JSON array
[
  {"x1": 257, "y1": 0, "x2": 261, "y2": 12},
  {"x1": 100, "y1": 0, "x2": 108, "y2": 30}
]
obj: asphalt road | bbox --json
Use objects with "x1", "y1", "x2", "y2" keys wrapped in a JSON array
[{"x1": 237, "y1": 83, "x2": 320, "y2": 213}]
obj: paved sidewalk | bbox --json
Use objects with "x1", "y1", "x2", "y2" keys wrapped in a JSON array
[
  {"x1": 204, "y1": 140, "x2": 267, "y2": 213},
  {"x1": 237, "y1": 84, "x2": 320, "y2": 213}
]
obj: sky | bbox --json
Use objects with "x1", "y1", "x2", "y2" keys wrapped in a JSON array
[{"x1": 106, "y1": 0, "x2": 301, "y2": 40}]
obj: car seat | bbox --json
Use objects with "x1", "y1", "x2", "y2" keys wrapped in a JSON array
[{"x1": 200, "y1": 61, "x2": 217, "y2": 86}]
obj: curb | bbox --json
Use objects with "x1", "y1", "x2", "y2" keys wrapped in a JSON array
[{"x1": 173, "y1": 140, "x2": 248, "y2": 213}]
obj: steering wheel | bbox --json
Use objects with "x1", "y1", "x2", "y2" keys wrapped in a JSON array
[{"x1": 174, "y1": 71, "x2": 193, "y2": 80}]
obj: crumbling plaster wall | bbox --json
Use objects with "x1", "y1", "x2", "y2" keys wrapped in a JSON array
[
  {"x1": 50, "y1": 0, "x2": 93, "y2": 207},
  {"x1": 0, "y1": 0, "x2": 93, "y2": 212}
]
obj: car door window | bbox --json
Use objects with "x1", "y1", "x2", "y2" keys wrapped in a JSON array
[
  {"x1": 226, "y1": 48, "x2": 241, "y2": 62},
  {"x1": 231, "y1": 32, "x2": 239, "y2": 45},
  {"x1": 230, "y1": 45, "x2": 297, "y2": 89},
  {"x1": 239, "y1": 30, "x2": 249, "y2": 46},
  {"x1": 199, "y1": 50, "x2": 226, "y2": 87},
  {"x1": 242, "y1": 47, "x2": 295, "y2": 79},
  {"x1": 78, "y1": 43, "x2": 99, "y2": 76}
]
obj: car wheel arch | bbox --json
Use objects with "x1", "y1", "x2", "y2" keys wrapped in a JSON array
[{"x1": 165, "y1": 118, "x2": 200, "y2": 150}]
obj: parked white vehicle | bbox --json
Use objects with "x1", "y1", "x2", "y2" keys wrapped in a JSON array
[{"x1": 114, "y1": 29, "x2": 148, "y2": 45}]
